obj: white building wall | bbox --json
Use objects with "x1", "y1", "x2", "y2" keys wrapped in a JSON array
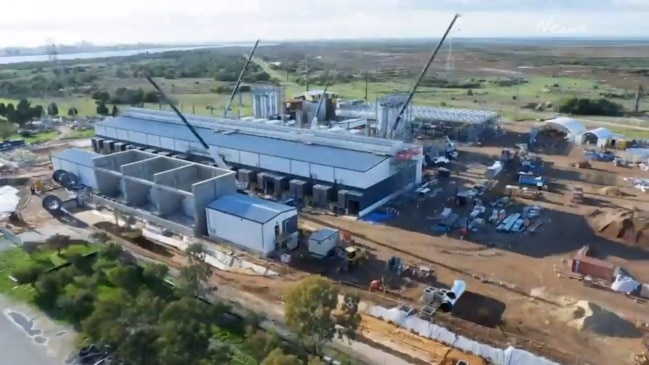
[
  {"x1": 51, "y1": 157, "x2": 98, "y2": 189},
  {"x1": 99, "y1": 127, "x2": 398, "y2": 190},
  {"x1": 261, "y1": 210, "x2": 297, "y2": 253},
  {"x1": 206, "y1": 208, "x2": 268, "y2": 255}
]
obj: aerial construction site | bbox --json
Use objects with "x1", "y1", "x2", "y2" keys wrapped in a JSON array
[{"x1": 4, "y1": 12, "x2": 649, "y2": 365}]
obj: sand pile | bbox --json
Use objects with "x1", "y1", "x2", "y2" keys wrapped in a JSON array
[
  {"x1": 559, "y1": 300, "x2": 640, "y2": 338},
  {"x1": 589, "y1": 208, "x2": 649, "y2": 248},
  {"x1": 600, "y1": 186, "x2": 623, "y2": 197}
]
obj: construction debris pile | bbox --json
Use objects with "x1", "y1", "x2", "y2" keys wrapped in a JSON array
[
  {"x1": 367, "y1": 305, "x2": 560, "y2": 365},
  {"x1": 625, "y1": 177, "x2": 649, "y2": 192},
  {"x1": 588, "y1": 208, "x2": 649, "y2": 248},
  {"x1": 557, "y1": 300, "x2": 640, "y2": 337},
  {"x1": 0, "y1": 148, "x2": 49, "y2": 168}
]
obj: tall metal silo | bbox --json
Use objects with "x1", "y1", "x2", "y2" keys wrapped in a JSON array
[
  {"x1": 378, "y1": 93, "x2": 412, "y2": 140},
  {"x1": 252, "y1": 87, "x2": 284, "y2": 119}
]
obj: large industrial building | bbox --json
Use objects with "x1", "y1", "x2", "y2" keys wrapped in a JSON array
[
  {"x1": 91, "y1": 108, "x2": 423, "y2": 217},
  {"x1": 51, "y1": 148, "x2": 298, "y2": 256},
  {"x1": 336, "y1": 102, "x2": 501, "y2": 142}
]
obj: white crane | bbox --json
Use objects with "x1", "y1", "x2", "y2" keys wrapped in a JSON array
[
  {"x1": 223, "y1": 40, "x2": 260, "y2": 118},
  {"x1": 145, "y1": 76, "x2": 247, "y2": 189}
]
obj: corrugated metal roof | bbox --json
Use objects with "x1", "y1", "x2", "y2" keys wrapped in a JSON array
[
  {"x1": 51, "y1": 149, "x2": 100, "y2": 167},
  {"x1": 207, "y1": 194, "x2": 295, "y2": 224},
  {"x1": 98, "y1": 117, "x2": 387, "y2": 172},
  {"x1": 583, "y1": 127, "x2": 614, "y2": 140},
  {"x1": 543, "y1": 117, "x2": 587, "y2": 135},
  {"x1": 336, "y1": 103, "x2": 499, "y2": 124},
  {"x1": 309, "y1": 228, "x2": 339, "y2": 242}
]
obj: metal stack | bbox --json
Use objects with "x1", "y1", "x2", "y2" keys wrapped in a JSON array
[
  {"x1": 377, "y1": 93, "x2": 412, "y2": 141},
  {"x1": 252, "y1": 86, "x2": 284, "y2": 119}
]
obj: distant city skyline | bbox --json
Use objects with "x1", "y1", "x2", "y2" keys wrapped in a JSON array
[{"x1": 1, "y1": 0, "x2": 647, "y2": 48}]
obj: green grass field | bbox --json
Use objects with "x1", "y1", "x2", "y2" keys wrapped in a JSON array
[
  {"x1": 0, "y1": 243, "x2": 98, "y2": 301},
  {"x1": 0, "y1": 62, "x2": 636, "y2": 125}
]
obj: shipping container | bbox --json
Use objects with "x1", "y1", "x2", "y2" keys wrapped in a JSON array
[
  {"x1": 308, "y1": 228, "x2": 339, "y2": 258},
  {"x1": 571, "y1": 255, "x2": 615, "y2": 281}
]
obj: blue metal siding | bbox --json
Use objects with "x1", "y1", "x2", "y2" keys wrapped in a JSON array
[
  {"x1": 52, "y1": 149, "x2": 100, "y2": 167},
  {"x1": 207, "y1": 194, "x2": 295, "y2": 224},
  {"x1": 98, "y1": 117, "x2": 387, "y2": 172}
]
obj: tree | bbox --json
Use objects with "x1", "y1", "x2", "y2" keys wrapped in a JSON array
[
  {"x1": 337, "y1": 293, "x2": 361, "y2": 341},
  {"x1": 67, "y1": 107, "x2": 78, "y2": 117},
  {"x1": 89, "y1": 231, "x2": 110, "y2": 243},
  {"x1": 21, "y1": 241, "x2": 40, "y2": 257},
  {"x1": 307, "y1": 356, "x2": 327, "y2": 365},
  {"x1": 111, "y1": 105, "x2": 119, "y2": 117},
  {"x1": 244, "y1": 329, "x2": 282, "y2": 362},
  {"x1": 0, "y1": 102, "x2": 6, "y2": 116},
  {"x1": 47, "y1": 102, "x2": 59, "y2": 116},
  {"x1": 261, "y1": 348, "x2": 301, "y2": 365},
  {"x1": 45, "y1": 233, "x2": 72, "y2": 255},
  {"x1": 284, "y1": 276, "x2": 338, "y2": 354},
  {"x1": 0, "y1": 122, "x2": 16, "y2": 140},
  {"x1": 156, "y1": 298, "x2": 219, "y2": 365},
  {"x1": 178, "y1": 243, "x2": 213, "y2": 297},
  {"x1": 31, "y1": 105, "x2": 44, "y2": 119},
  {"x1": 96, "y1": 101, "x2": 109, "y2": 115},
  {"x1": 6, "y1": 103, "x2": 15, "y2": 116},
  {"x1": 91, "y1": 90, "x2": 111, "y2": 102}
]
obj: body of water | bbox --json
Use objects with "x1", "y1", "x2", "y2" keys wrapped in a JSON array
[{"x1": 0, "y1": 43, "x2": 263, "y2": 65}]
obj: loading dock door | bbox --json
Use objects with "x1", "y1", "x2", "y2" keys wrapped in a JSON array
[{"x1": 348, "y1": 200, "x2": 360, "y2": 216}]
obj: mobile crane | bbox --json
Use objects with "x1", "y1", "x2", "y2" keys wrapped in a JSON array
[
  {"x1": 384, "y1": 14, "x2": 461, "y2": 139},
  {"x1": 145, "y1": 76, "x2": 248, "y2": 189},
  {"x1": 223, "y1": 40, "x2": 260, "y2": 117}
]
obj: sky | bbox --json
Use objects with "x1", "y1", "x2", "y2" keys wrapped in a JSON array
[{"x1": 1, "y1": 0, "x2": 648, "y2": 47}]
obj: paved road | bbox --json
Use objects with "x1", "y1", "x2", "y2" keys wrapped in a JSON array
[
  {"x1": 0, "y1": 313, "x2": 64, "y2": 365},
  {"x1": 0, "y1": 241, "x2": 71, "y2": 365}
]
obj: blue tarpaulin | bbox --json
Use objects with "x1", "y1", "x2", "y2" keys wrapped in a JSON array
[
  {"x1": 518, "y1": 174, "x2": 547, "y2": 186},
  {"x1": 362, "y1": 212, "x2": 395, "y2": 224}
]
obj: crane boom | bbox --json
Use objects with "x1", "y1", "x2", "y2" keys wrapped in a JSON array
[
  {"x1": 224, "y1": 40, "x2": 260, "y2": 117},
  {"x1": 145, "y1": 75, "x2": 230, "y2": 172},
  {"x1": 387, "y1": 14, "x2": 460, "y2": 138},
  {"x1": 310, "y1": 68, "x2": 334, "y2": 129}
]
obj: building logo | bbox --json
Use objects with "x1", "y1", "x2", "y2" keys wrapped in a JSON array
[{"x1": 536, "y1": 16, "x2": 588, "y2": 35}]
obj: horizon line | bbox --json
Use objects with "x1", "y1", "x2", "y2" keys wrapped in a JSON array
[{"x1": 3, "y1": 35, "x2": 649, "y2": 49}]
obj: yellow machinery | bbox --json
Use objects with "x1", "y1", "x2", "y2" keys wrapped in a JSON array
[
  {"x1": 340, "y1": 246, "x2": 368, "y2": 271},
  {"x1": 31, "y1": 179, "x2": 57, "y2": 194}
]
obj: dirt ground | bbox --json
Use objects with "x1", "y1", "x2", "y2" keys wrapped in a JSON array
[
  {"x1": 7, "y1": 132, "x2": 649, "y2": 364},
  {"x1": 298, "y1": 124, "x2": 649, "y2": 365}
]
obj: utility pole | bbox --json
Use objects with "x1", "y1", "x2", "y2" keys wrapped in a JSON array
[
  {"x1": 305, "y1": 55, "x2": 309, "y2": 92},
  {"x1": 285, "y1": 57, "x2": 289, "y2": 82},
  {"x1": 364, "y1": 69, "x2": 369, "y2": 100}
]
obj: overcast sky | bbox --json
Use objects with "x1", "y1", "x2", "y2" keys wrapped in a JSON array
[{"x1": 1, "y1": 0, "x2": 647, "y2": 47}]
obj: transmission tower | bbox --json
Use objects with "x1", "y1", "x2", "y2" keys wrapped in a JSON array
[{"x1": 46, "y1": 37, "x2": 58, "y2": 64}]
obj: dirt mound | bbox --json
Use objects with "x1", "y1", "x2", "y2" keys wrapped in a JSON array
[
  {"x1": 600, "y1": 186, "x2": 622, "y2": 197},
  {"x1": 559, "y1": 301, "x2": 640, "y2": 338},
  {"x1": 589, "y1": 208, "x2": 649, "y2": 248}
]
